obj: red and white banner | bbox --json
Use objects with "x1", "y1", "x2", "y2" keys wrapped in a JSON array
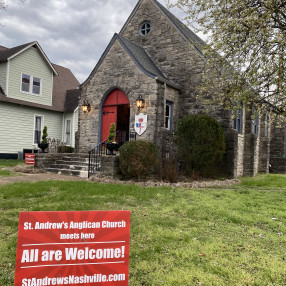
[
  {"x1": 14, "y1": 211, "x2": 130, "y2": 286},
  {"x1": 25, "y1": 154, "x2": 35, "y2": 165}
]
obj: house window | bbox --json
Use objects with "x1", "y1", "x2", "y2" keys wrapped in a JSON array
[
  {"x1": 140, "y1": 21, "x2": 151, "y2": 36},
  {"x1": 21, "y1": 73, "x2": 41, "y2": 95},
  {"x1": 165, "y1": 101, "x2": 173, "y2": 130},
  {"x1": 65, "y1": 120, "x2": 71, "y2": 145},
  {"x1": 34, "y1": 116, "x2": 43, "y2": 144},
  {"x1": 253, "y1": 116, "x2": 259, "y2": 135},
  {"x1": 233, "y1": 109, "x2": 243, "y2": 134},
  {"x1": 21, "y1": 74, "x2": 30, "y2": 92},
  {"x1": 32, "y1": 77, "x2": 41, "y2": 94}
]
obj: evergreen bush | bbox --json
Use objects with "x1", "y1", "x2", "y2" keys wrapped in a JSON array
[
  {"x1": 175, "y1": 114, "x2": 226, "y2": 176},
  {"x1": 119, "y1": 140, "x2": 159, "y2": 179},
  {"x1": 108, "y1": 123, "x2": 116, "y2": 143},
  {"x1": 41, "y1": 126, "x2": 48, "y2": 143}
]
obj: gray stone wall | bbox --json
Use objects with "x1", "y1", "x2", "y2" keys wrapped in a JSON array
[
  {"x1": 258, "y1": 115, "x2": 270, "y2": 173},
  {"x1": 270, "y1": 123, "x2": 286, "y2": 173},
  {"x1": 79, "y1": 39, "x2": 160, "y2": 152}
]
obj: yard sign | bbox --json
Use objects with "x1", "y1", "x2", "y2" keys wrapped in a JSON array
[
  {"x1": 25, "y1": 153, "x2": 35, "y2": 165},
  {"x1": 14, "y1": 210, "x2": 130, "y2": 286}
]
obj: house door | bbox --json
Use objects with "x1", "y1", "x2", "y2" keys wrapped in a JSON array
[{"x1": 101, "y1": 89, "x2": 130, "y2": 143}]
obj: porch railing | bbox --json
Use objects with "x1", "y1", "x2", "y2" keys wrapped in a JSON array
[{"x1": 88, "y1": 130, "x2": 136, "y2": 178}]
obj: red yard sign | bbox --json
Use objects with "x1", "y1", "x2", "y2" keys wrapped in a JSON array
[
  {"x1": 25, "y1": 153, "x2": 35, "y2": 165},
  {"x1": 14, "y1": 211, "x2": 131, "y2": 286}
]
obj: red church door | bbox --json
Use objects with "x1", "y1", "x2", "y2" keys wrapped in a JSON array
[{"x1": 101, "y1": 89, "x2": 130, "y2": 143}]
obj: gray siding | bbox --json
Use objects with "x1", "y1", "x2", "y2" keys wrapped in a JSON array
[
  {"x1": 0, "y1": 102, "x2": 62, "y2": 154},
  {"x1": 8, "y1": 47, "x2": 53, "y2": 106}
]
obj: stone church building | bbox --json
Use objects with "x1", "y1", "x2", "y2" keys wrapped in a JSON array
[{"x1": 78, "y1": 0, "x2": 271, "y2": 177}]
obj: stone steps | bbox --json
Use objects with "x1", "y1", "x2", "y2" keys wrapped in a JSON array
[
  {"x1": 46, "y1": 168, "x2": 88, "y2": 178},
  {"x1": 45, "y1": 154, "x2": 90, "y2": 178}
]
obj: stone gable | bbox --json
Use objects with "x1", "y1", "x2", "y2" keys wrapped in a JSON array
[{"x1": 79, "y1": 38, "x2": 167, "y2": 151}]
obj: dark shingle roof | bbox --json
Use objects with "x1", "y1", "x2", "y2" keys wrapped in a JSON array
[
  {"x1": 0, "y1": 45, "x2": 8, "y2": 52},
  {"x1": 119, "y1": 35, "x2": 166, "y2": 79},
  {"x1": 52, "y1": 64, "x2": 80, "y2": 111},
  {"x1": 64, "y1": 89, "x2": 81, "y2": 112},
  {"x1": 0, "y1": 42, "x2": 34, "y2": 62}
]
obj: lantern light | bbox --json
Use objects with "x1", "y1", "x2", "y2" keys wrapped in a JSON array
[
  {"x1": 136, "y1": 95, "x2": 145, "y2": 112},
  {"x1": 82, "y1": 99, "x2": 91, "y2": 114}
]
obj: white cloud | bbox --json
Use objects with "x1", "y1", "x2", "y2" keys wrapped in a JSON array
[{"x1": 1, "y1": 0, "x2": 203, "y2": 83}]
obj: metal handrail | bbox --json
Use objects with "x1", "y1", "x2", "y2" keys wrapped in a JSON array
[{"x1": 88, "y1": 130, "x2": 136, "y2": 178}]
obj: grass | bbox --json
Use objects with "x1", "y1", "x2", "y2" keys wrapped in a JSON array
[
  {"x1": 0, "y1": 174, "x2": 286, "y2": 285},
  {"x1": 0, "y1": 159, "x2": 24, "y2": 177}
]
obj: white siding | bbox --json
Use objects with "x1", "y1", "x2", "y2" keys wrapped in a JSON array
[
  {"x1": 0, "y1": 102, "x2": 63, "y2": 154},
  {"x1": 0, "y1": 62, "x2": 7, "y2": 93},
  {"x1": 8, "y1": 47, "x2": 53, "y2": 106}
]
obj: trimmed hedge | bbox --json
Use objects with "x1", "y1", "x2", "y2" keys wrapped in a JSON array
[
  {"x1": 175, "y1": 114, "x2": 226, "y2": 174},
  {"x1": 119, "y1": 140, "x2": 159, "y2": 179}
]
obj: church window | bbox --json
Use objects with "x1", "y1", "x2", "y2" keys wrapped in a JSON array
[
  {"x1": 253, "y1": 116, "x2": 259, "y2": 135},
  {"x1": 165, "y1": 101, "x2": 173, "y2": 130},
  {"x1": 140, "y1": 21, "x2": 151, "y2": 36},
  {"x1": 233, "y1": 109, "x2": 243, "y2": 134}
]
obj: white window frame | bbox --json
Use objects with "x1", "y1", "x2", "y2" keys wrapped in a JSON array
[
  {"x1": 33, "y1": 115, "x2": 44, "y2": 145},
  {"x1": 65, "y1": 119, "x2": 72, "y2": 146},
  {"x1": 21, "y1": 73, "x2": 42, "y2": 96},
  {"x1": 165, "y1": 101, "x2": 173, "y2": 130}
]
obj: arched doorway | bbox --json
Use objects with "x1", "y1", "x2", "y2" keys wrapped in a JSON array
[{"x1": 101, "y1": 89, "x2": 130, "y2": 143}]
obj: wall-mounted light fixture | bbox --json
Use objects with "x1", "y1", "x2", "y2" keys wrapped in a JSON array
[
  {"x1": 82, "y1": 99, "x2": 91, "y2": 114},
  {"x1": 136, "y1": 95, "x2": 145, "y2": 112}
]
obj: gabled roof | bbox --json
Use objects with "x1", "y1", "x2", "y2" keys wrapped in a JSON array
[
  {"x1": 0, "y1": 45, "x2": 9, "y2": 52},
  {"x1": 52, "y1": 63, "x2": 80, "y2": 111},
  {"x1": 0, "y1": 63, "x2": 79, "y2": 112},
  {"x1": 120, "y1": 0, "x2": 206, "y2": 57},
  {"x1": 81, "y1": 33, "x2": 178, "y2": 89},
  {"x1": 0, "y1": 41, "x2": 58, "y2": 75},
  {"x1": 119, "y1": 35, "x2": 166, "y2": 79}
]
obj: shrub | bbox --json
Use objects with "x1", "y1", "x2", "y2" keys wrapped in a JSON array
[
  {"x1": 175, "y1": 114, "x2": 226, "y2": 175},
  {"x1": 108, "y1": 123, "x2": 116, "y2": 143},
  {"x1": 160, "y1": 157, "x2": 179, "y2": 183},
  {"x1": 57, "y1": 146, "x2": 75, "y2": 153},
  {"x1": 119, "y1": 140, "x2": 159, "y2": 179},
  {"x1": 41, "y1": 126, "x2": 48, "y2": 143}
]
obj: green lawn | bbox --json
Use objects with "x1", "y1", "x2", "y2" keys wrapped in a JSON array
[
  {"x1": 0, "y1": 175, "x2": 286, "y2": 285},
  {"x1": 0, "y1": 159, "x2": 24, "y2": 177}
]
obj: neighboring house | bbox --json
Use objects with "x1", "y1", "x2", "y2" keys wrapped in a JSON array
[
  {"x1": 79, "y1": 0, "x2": 271, "y2": 177},
  {"x1": 0, "y1": 41, "x2": 80, "y2": 159}
]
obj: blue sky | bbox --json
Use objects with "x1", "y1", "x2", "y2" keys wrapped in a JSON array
[{"x1": 0, "y1": 0, "x2": 198, "y2": 83}]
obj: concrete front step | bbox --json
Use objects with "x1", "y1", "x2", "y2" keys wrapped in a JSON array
[
  {"x1": 55, "y1": 160, "x2": 89, "y2": 166},
  {"x1": 49, "y1": 164, "x2": 88, "y2": 171},
  {"x1": 46, "y1": 168, "x2": 88, "y2": 178}
]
